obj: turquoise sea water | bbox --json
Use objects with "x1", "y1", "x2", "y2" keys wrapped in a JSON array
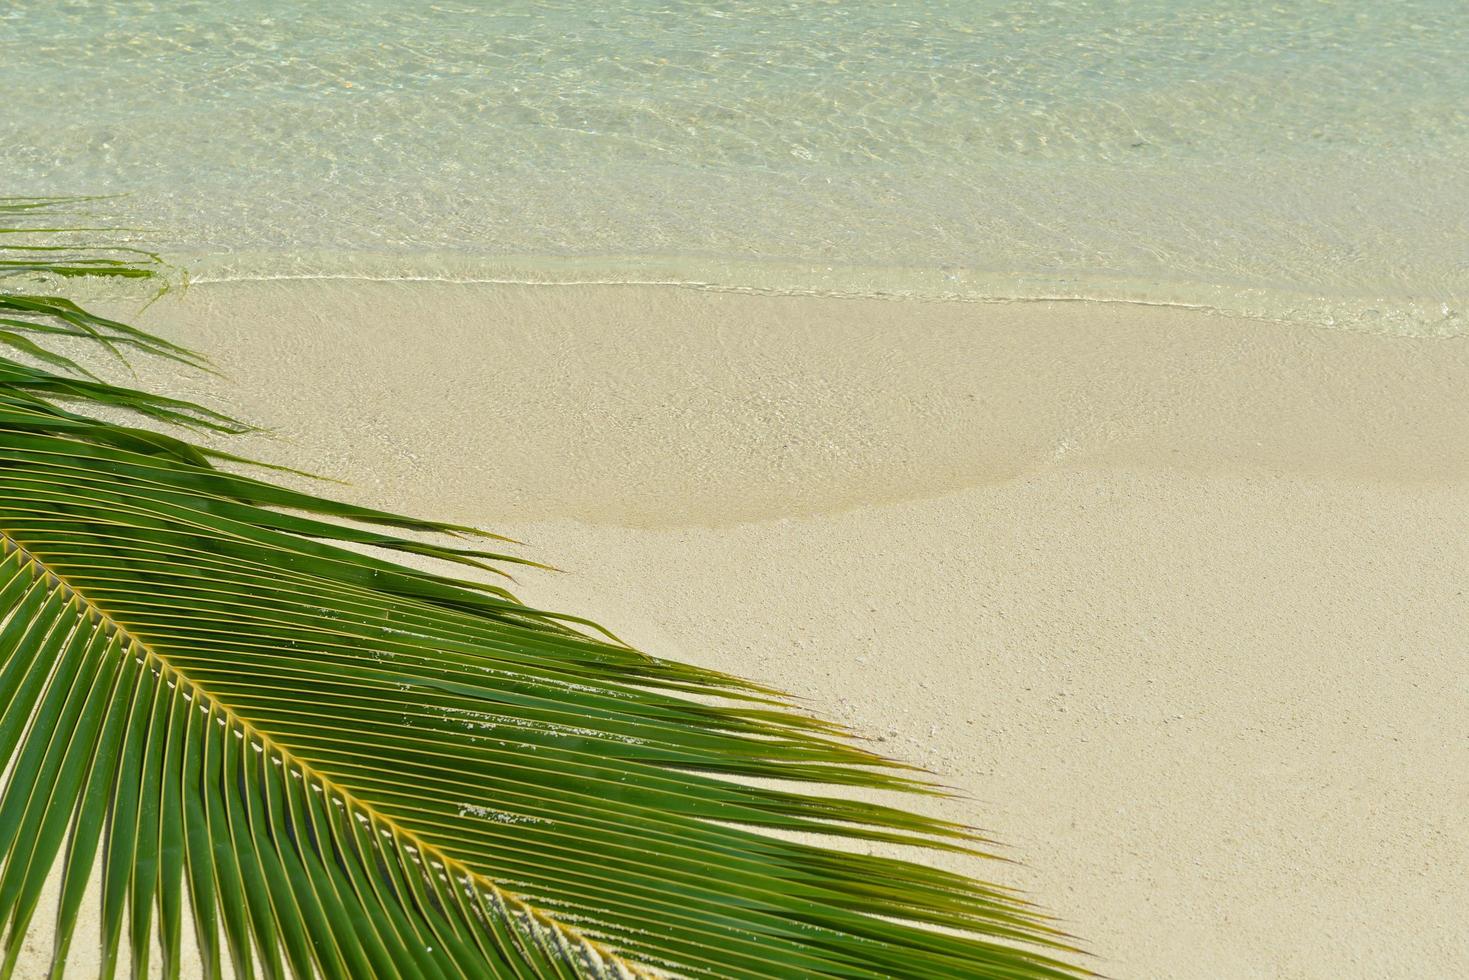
[{"x1": 3, "y1": 0, "x2": 1467, "y2": 332}]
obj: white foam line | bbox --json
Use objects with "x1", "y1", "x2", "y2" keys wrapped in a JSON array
[
  {"x1": 182, "y1": 270, "x2": 1248, "y2": 317},
  {"x1": 187, "y1": 271, "x2": 727, "y2": 288}
]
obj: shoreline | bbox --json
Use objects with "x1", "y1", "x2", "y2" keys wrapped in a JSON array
[
  {"x1": 28, "y1": 281, "x2": 1468, "y2": 978},
  {"x1": 155, "y1": 249, "x2": 1469, "y2": 337}
]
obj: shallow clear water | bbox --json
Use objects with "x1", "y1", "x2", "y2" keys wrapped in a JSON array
[{"x1": 3, "y1": 0, "x2": 1467, "y2": 331}]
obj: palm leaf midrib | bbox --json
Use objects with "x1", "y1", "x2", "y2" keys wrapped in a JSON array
[
  {"x1": 0, "y1": 525, "x2": 651, "y2": 979},
  {"x1": 3, "y1": 527, "x2": 1033, "y2": 980}
]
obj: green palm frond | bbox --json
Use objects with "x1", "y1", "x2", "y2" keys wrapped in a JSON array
[{"x1": 0, "y1": 199, "x2": 1088, "y2": 979}]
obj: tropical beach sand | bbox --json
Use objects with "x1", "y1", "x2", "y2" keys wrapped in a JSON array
[{"x1": 20, "y1": 281, "x2": 1468, "y2": 978}]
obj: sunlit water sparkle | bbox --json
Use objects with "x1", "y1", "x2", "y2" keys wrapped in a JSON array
[{"x1": 3, "y1": 0, "x2": 1467, "y2": 332}]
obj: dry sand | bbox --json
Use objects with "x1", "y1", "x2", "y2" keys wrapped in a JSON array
[{"x1": 21, "y1": 281, "x2": 1469, "y2": 978}]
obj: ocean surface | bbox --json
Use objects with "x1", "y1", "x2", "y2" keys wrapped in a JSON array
[{"x1": 3, "y1": 0, "x2": 1467, "y2": 332}]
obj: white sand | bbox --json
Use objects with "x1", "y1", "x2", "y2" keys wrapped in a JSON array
[{"x1": 21, "y1": 282, "x2": 1469, "y2": 978}]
